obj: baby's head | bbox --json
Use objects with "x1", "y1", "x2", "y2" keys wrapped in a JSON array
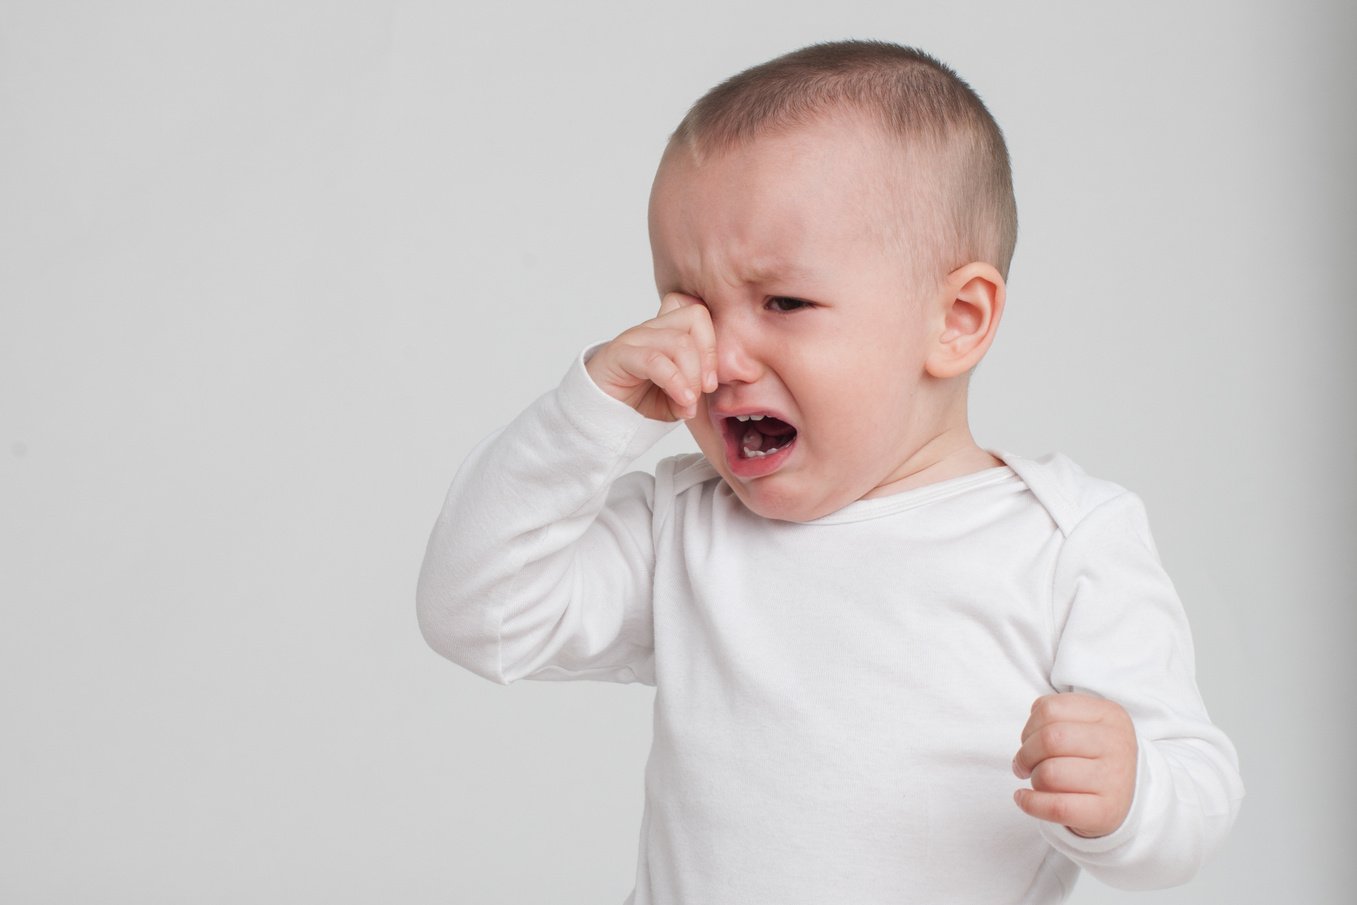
[{"x1": 648, "y1": 40, "x2": 1017, "y2": 522}]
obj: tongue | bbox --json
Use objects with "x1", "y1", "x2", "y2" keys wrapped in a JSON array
[
  {"x1": 755, "y1": 417, "x2": 796, "y2": 438},
  {"x1": 741, "y1": 421, "x2": 797, "y2": 453}
]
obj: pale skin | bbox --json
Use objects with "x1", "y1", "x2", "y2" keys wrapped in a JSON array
[
  {"x1": 585, "y1": 112, "x2": 1139, "y2": 838},
  {"x1": 1013, "y1": 692, "x2": 1139, "y2": 837}
]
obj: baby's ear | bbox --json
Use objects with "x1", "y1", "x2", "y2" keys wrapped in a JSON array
[{"x1": 924, "y1": 262, "x2": 1006, "y2": 379}]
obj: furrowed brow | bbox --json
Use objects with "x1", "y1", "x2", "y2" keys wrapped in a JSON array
[{"x1": 741, "y1": 259, "x2": 816, "y2": 285}]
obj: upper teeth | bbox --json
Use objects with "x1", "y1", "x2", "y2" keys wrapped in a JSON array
[{"x1": 735, "y1": 414, "x2": 765, "y2": 421}]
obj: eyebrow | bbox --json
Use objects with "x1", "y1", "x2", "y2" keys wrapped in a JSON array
[
  {"x1": 660, "y1": 258, "x2": 822, "y2": 301},
  {"x1": 740, "y1": 259, "x2": 817, "y2": 285}
]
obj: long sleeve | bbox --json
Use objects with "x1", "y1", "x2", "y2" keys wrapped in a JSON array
[
  {"x1": 416, "y1": 346, "x2": 678, "y2": 685},
  {"x1": 1039, "y1": 490, "x2": 1245, "y2": 889}
]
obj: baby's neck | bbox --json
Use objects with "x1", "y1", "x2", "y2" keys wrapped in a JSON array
[{"x1": 862, "y1": 427, "x2": 1004, "y2": 500}]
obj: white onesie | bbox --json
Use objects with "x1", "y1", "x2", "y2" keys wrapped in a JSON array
[{"x1": 416, "y1": 347, "x2": 1244, "y2": 904}]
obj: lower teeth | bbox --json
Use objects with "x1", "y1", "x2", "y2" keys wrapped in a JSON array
[{"x1": 742, "y1": 445, "x2": 782, "y2": 459}]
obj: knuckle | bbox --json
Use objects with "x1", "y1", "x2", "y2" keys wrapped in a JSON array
[
  {"x1": 1114, "y1": 706, "x2": 1135, "y2": 732},
  {"x1": 641, "y1": 348, "x2": 673, "y2": 373},
  {"x1": 1040, "y1": 725, "x2": 1066, "y2": 751}
]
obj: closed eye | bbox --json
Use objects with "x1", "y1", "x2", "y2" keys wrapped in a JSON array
[{"x1": 766, "y1": 296, "x2": 813, "y2": 313}]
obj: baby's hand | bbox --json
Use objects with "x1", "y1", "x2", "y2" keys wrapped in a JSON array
[
  {"x1": 585, "y1": 292, "x2": 718, "y2": 422},
  {"x1": 1011, "y1": 692, "x2": 1138, "y2": 838}
]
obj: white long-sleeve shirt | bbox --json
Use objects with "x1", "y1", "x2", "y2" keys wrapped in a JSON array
[{"x1": 416, "y1": 347, "x2": 1244, "y2": 904}]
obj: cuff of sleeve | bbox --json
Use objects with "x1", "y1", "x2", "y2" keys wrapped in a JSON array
[
  {"x1": 1041, "y1": 735, "x2": 1154, "y2": 854},
  {"x1": 556, "y1": 342, "x2": 680, "y2": 460}
]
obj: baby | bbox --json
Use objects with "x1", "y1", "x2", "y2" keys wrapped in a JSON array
[{"x1": 417, "y1": 39, "x2": 1244, "y2": 904}]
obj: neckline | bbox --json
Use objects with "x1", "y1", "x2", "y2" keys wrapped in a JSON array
[{"x1": 803, "y1": 452, "x2": 1021, "y2": 525}]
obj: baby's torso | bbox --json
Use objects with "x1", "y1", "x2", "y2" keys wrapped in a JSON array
[{"x1": 633, "y1": 460, "x2": 1075, "y2": 904}]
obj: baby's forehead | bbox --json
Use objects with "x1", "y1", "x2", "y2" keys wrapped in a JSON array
[
  {"x1": 654, "y1": 121, "x2": 936, "y2": 234},
  {"x1": 649, "y1": 117, "x2": 949, "y2": 296}
]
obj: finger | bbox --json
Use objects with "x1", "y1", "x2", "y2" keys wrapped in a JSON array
[
  {"x1": 613, "y1": 343, "x2": 694, "y2": 414},
  {"x1": 1028, "y1": 755, "x2": 1107, "y2": 794},
  {"x1": 684, "y1": 303, "x2": 718, "y2": 393},
  {"x1": 668, "y1": 332, "x2": 704, "y2": 414},
  {"x1": 1021, "y1": 692, "x2": 1109, "y2": 742},
  {"x1": 658, "y1": 290, "x2": 703, "y2": 317},
  {"x1": 1013, "y1": 721, "x2": 1104, "y2": 778},
  {"x1": 1012, "y1": 788, "x2": 1103, "y2": 833},
  {"x1": 653, "y1": 295, "x2": 717, "y2": 393}
]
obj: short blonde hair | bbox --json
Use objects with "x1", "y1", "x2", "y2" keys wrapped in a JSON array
[{"x1": 668, "y1": 40, "x2": 1018, "y2": 285}]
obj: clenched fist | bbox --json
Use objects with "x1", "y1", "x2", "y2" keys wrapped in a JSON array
[
  {"x1": 1012, "y1": 692, "x2": 1138, "y2": 838},
  {"x1": 584, "y1": 291, "x2": 717, "y2": 422}
]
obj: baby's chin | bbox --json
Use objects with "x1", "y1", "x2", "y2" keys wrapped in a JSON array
[{"x1": 723, "y1": 473, "x2": 850, "y2": 524}]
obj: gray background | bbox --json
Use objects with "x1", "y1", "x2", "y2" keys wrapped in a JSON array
[{"x1": 2, "y1": 1, "x2": 1353, "y2": 902}]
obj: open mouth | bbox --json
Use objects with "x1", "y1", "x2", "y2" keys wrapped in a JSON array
[
  {"x1": 727, "y1": 413, "x2": 798, "y2": 458},
  {"x1": 720, "y1": 413, "x2": 798, "y2": 477}
]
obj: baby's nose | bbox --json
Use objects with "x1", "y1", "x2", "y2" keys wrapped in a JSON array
[{"x1": 712, "y1": 326, "x2": 763, "y2": 385}]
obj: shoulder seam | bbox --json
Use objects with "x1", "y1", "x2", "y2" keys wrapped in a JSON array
[
  {"x1": 999, "y1": 451, "x2": 1132, "y2": 538},
  {"x1": 999, "y1": 452, "x2": 1079, "y2": 535}
]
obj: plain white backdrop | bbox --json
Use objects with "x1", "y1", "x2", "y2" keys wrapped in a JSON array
[{"x1": 2, "y1": 1, "x2": 1354, "y2": 902}]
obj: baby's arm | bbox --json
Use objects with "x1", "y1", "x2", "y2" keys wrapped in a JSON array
[
  {"x1": 1010, "y1": 491, "x2": 1244, "y2": 889},
  {"x1": 415, "y1": 293, "x2": 714, "y2": 685}
]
